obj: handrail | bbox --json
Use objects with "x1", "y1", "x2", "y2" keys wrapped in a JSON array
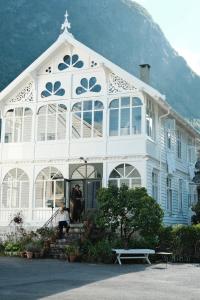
[{"x1": 42, "y1": 208, "x2": 60, "y2": 228}]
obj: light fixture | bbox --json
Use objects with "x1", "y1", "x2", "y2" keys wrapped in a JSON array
[{"x1": 79, "y1": 157, "x2": 87, "y2": 164}]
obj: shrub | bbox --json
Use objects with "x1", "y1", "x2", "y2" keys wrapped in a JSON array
[
  {"x1": 81, "y1": 239, "x2": 113, "y2": 263},
  {"x1": 97, "y1": 185, "x2": 163, "y2": 247}
]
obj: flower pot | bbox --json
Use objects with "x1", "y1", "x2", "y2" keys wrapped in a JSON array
[
  {"x1": 34, "y1": 252, "x2": 40, "y2": 259},
  {"x1": 20, "y1": 251, "x2": 26, "y2": 258},
  {"x1": 26, "y1": 251, "x2": 33, "y2": 259},
  {"x1": 68, "y1": 255, "x2": 77, "y2": 262}
]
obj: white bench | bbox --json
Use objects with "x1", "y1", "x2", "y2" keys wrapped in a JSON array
[{"x1": 112, "y1": 249, "x2": 155, "y2": 265}]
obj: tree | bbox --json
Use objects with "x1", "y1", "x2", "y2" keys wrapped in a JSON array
[{"x1": 96, "y1": 185, "x2": 164, "y2": 246}]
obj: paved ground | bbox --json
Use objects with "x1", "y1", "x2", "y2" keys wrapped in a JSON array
[{"x1": 0, "y1": 257, "x2": 200, "y2": 300}]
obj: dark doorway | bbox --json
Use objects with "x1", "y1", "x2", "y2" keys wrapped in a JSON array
[{"x1": 68, "y1": 163, "x2": 103, "y2": 222}]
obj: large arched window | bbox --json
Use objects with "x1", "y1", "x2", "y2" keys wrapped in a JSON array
[
  {"x1": 109, "y1": 97, "x2": 142, "y2": 136},
  {"x1": 5, "y1": 107, "x2": 32, "y2": 143},
  {"x1": 2, "y1": 168, "x2": 29, "y2": 208},
  {"x1": 35, "y1": 167, "x2": 64, "y2": 208},
  {"x1": 37, "y1": 104, "x2": 67, "y2": 141},
  {"x1": 109, "y1": 163, "x2": 141, "y2": 188},
  {"x1": 72, "y1": 100, "x2": 103, "y2": 138}
]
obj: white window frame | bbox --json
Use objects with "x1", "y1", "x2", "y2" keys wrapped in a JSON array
[
  {"x1": 177, "y1": 130, "x2": 182, "y2": 159},
  {"x1": 146, "y1": 98, "x2": 155, "y2": 139},
  {"x1": 152, "y1": 171, "x2": 159, "y2": 202},
  {"x1": 166, "y1": 176, "x2": 173, "y2": 213},
  {"x1": 108, "y1": 163, "x2": 141, "y2": 188},
  {"x1": 37, "y1": 103, "x2": 67, "y2": 142},
  {"x1": 178, "y1": 178, "x2": 183, "y2": 212},
  {"x1": 109, "y1": 96, "x2": 143, "y2": 137},
  {"x1": 4, "y1": 107, "x2": 33, "y2": 143},
  {"x1": 1, "y1": 168, "x2": 29, "y2": 209},
  {"x1": 35, "y1": 167, "x2": 64, "y2": 208},
  {"x1": 71, "y1": 100, "x2": 104, "y2": 139}
]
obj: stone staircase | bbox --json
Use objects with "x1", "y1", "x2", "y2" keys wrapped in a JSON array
[{"x1": 48, "y1": 224, "x2": 84, "y2": 259}]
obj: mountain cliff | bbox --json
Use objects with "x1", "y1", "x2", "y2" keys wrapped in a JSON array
[{"x1": 0, "y1": 0, "x2": 199, "y2": 122}]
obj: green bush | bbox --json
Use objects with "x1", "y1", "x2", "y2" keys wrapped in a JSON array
[
  {"x1": 97, "y1": 186, "x2": 163, "y2": 247},
  {"x1": 81, "y1": 239, "x2": 113, "y2": 263},
  {"x1": 158, "y1": 224, "x2": 200, "y2": 262}
]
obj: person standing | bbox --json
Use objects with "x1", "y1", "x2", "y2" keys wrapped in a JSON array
[
  {"x1": 71, "y1": 184, "x2": 82, "y2": 223},
  {"x1": 58, "y1": 204, "x2": 70, "y2": 239}
]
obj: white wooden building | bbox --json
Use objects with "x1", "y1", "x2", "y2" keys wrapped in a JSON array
[{"x1": 0, "y1": 12, "x2": 199, "y2": 230}]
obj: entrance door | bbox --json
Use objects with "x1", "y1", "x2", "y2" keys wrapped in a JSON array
[
  {"x1": 69, "y1": 179, "x2": 101, "y2": 222},
  {"x1": 86, "y1": 180, "x2": 101, "y2": 209}
]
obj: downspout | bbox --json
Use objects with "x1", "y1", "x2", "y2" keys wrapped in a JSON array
[{"x1": 158, "y1": 109, "x2": 170, "y2": 206}]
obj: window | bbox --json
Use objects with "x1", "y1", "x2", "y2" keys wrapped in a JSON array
[
  {"x1": 146, "y1": 98, "x2": 155, "y2": 138},
  {"x1": 37, "y1": 104, "x2": 67, "y2": 141},
  {"x1": 5, "y1": 107, "x2": 32, "y2": 143},
  {"x1": 72, "y1": 100, "x2": 103, "y2": 138},
  {"x1": 1, "y1": 168, "x2": 29, "y2": 208},
  {"x1": 35, "y1": 167, "x2": 64, "y2": 208},
  {"x1": 109, "y1": 163, "x2": 141, "y2": 188},
  {"x1": 152, "y1": 171, "x2": 158, "y2": 201},
  {"x1": 109, "y1": 97, "x2": 142, "y2": 136},
  {"x1": 188, "y1": 184, "x2": 197, "y2": 207},
  {"x1": 177, "y1": 130, "x2": 182, "y2": 159},
  {"x1": 166, "y1": 176, "x2": 172, "y2": 213},
  {"x1": 178, "y1": 179, "x2": 183, "y2": 211},
  {"x1": 188, "y1": 137, "x2": 195, "y2": 163}
]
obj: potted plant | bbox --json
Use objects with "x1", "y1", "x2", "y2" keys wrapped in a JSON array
[
  {"x1": 33, "y1": 241, "x2": 43, "y2": 258},
  {"x1": 25, "y1": 242, "x2": 35, "y2": 259},
  {"x1": 65, "y1": 244, "x2": 79, "y2": 262}
]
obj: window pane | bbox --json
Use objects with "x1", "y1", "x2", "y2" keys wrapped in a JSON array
[
  {"x1": 5, "y1": 118, "x2": 13, "y2": 143},
  {"x1": 38, "y1": 106, "x2": 46, "y2": 115},
  {"x1": 110, "y1": 169, "x2": 120, "y2": 178},
  {"x1": 57, "y1": 112, "x2": 66, "y2": 140},
  {"x1": 94, "y1": 111, "x2": 103, "y2": 137},
  {"x1": 109, "y1": 109, "x2": 118, "y2": 136},
  {"x1": 15, "y1": 108, "x2": 23, "y2": 117},
  {"x1": 11, "y1": 181, "x2": 20, "y2": 208},
  {"x1": 58, "y1": 104, "x2": 67, "y2": 113},
  {"x1": 23, "y1": 116, "x2": 32, "y2": 142},
  {"x1": 120, "y1": 108, "x2": 130, "y2": 135},
  {"x1": 24, "y1": 108, "x2": 32, "y2": 116},
  {"x1": 94, "y1": 101, "x2": 103, "y2": 110},
  {"x1": 109, "y1": 99, "x2": 119, "y2": 108},
  {"x1": 125, "y1": 164, "x2": 134, "y2": 177},
  {"x1": 116, "y1": 164, "x2": 125, "y2": 177},
  {"x1": 108, "y1": 179, "x2": 118, "y2": 187},
  {"x1": 120, "y1": 179, "x2": 129, "y2": 187},
  {"x1": 55, "y1": 181, "x2": 64, "y2": 207},
  {"x1": 48, "y1": 104, "x2": 57, "y2": 114},
  {"x1": 83, "y1": 112, "x2": 92, "y2": 138},
  {"x1": 121, "y1": 97, "x2": 130, "y2": 107},
  {"x1": 37, "y1": 115, "x2": 46, "y2": 141},
  {"x1": 6, "y1": 109, "x2": 14, "y2": 117},
  {"x1": 14, "y1": 117, "x2": 23, "y2": 142},
  {"x1": 131, "y1": 178, "x2": 141, "y2": 188},
  {"x1": 47, "y1": 115, "x2": 56, "y2": 140},
  {"x1": 132, "y1": 97, "x2": 142, "y2": 106},
  {"x1": 83, "y1": 101, "x2": 92, "y2": 111},
  {"x1": 35, "y1": 181, "x2": 44, "y2": 208},
  {"x1": 45, "y1": 181, "x2": 54, "y2": 207},
  {"x1": 72, "y1": 112, "x2": 81, "y2": 138},
  {"x1": 21, "y1": 182, "x2": 29, "y2": 208},
  {"x1": 72, "y1": 102, "x2": 82, "y2": 111},
  {"x1": 132, "y1": 107, "x2": 141, "y2": 134}
]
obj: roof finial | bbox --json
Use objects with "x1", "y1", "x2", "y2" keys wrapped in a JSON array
[{"x1": 60, "y1": 10, "x2": 73, "y2": 36}]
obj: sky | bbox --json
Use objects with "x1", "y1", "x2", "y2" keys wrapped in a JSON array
[{"x1": 135, "y1": 0, "x2": 200, "y2": 75}]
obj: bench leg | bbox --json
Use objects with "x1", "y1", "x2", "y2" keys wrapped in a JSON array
[
  {"x1": 117, "y1": 254, "x2": 122, "y2": 265},
  {"x1": 145, "y1": 254, "x2": 151, "y2": 265}
]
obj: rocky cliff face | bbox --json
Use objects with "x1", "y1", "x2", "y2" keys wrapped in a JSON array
[{"x1": 0, "y1": 0, "x2": 199, "y2": 122}]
